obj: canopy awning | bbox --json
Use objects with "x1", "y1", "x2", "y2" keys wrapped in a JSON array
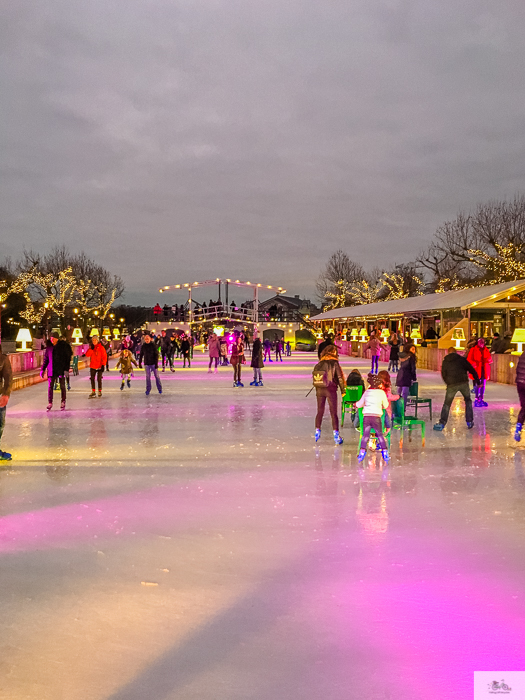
[{"x1": 310, "y1": 279, "x2": 525, "y2": 322}]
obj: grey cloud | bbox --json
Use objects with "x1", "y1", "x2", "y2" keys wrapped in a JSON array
[{"x1": 1, "y1": 0, "x2": 525, "y2": 303}]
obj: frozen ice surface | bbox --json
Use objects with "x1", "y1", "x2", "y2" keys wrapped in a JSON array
[{"x1": 1, "y1": 352, "x2": 525, "y2": 700}]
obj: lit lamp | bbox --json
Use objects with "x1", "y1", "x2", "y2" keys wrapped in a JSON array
[
  {"x1": 359, "y1": 328, "x2": 367, "y2": 342},
  {"x1": 72, "y1": 328, "x2": 83, "y2": 345},
  {"x1": 350, "y1": 328, "x2": 359, "y2": 340},
  {"x1": 16, "y1": 328, "x2": 32, "y2": 351},
  {"x1": 451, "y1": 327, "x2": 466, "y2": 349},
  {"x1": 90, "y1": 328, "x2": 100, "y2": 337},
  {"x1": 410, "y1": 327, "x2": 422, "y2": 345},
  {"x1": 381, "y1": 328, "x2": 390, "y2": 340},
  {"x1": 102, "y1": 327, "x2": 111, "y2": 339},
  {"x1": 113, "y1": 328, "x2": 120, "y2": 340},
  {"x1": 511, "y1": 328, "x2": 525, "y2": 354}
]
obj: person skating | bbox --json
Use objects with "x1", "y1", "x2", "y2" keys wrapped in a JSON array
[
  {"x1": 467, "y1": 338, "x2": 492, "y2": 407},
  {"x1": 41, "y1": 332, "x2": 73, "y2": 410},
  {"x1": 0, "y1": 346, "x2": 13, "y2": 461},
  {"x1": 180, "y1": 335, "x2": 191, "y2": 368},
  {"x1": 433, "y1": 347, "x2": 479, "y2": 431},
  {"x1": 160, "y1": 330, "x2": 173, "y2": 372},
  {"x1": 313, "y1": 345, "x2": 345, "y2": 444},
  {"x1": 139, "y1": 333, "x2": 162, "y2": 395},
  {"x1": 286, "y1": 340, "x2": 291, "y2": 356},
  {"x1": 250, "y1": 337, "x2": 264, "y2": 386},
  {"x1": 275, "y1": 336, "x2": 283, "y2": 362},
  {"x1": 364, "y1": 331, "x2": 382, "y2": 374},
  {"x1": 207, "y1": 332, "x2": 221, "y2": 373},
  {"x1": 514, "y1": 350, "x2": 525, "y2": 441},
  {"x1": 263, "y1": 337, "x2": 273, "y2": 362},
  {"x1": 115, "y1": 348, "x2": 138, "y2": 390},
  {"x1": 230, "y1": 333, "x2": 245, "y2": 387},
  {"x1": 388, "y1": 333, "x2": 400, "y2": 373},
  {"x1": 355, "y1": 373, "x2": 390, "y2": 462},
  {"x1": 86, "y1": 335, "x2": 107, "y2": 398},
  {"x1": 396, "y1": 345, "x2": 417, "y2": 403},
  {"x1": 317, "y1": 334, "x2": 334, "y2": 360}
]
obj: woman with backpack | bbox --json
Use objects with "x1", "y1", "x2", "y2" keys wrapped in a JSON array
[{"x1": 313, "y1": 345, "x2": 345, "y2": 444}]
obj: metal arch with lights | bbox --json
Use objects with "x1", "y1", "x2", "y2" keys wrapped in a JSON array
[{"x1": 157, "y1": 278, "x2": 287, "y2": 325}]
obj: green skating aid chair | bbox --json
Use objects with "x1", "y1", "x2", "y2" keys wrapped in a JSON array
[
  {"x1": 405, "y1": 381, "x2": 432, "y2": 420},
  {"x1": 391, "y1": 398, "x2": 425, "y2": 447},
  {"x1": 341, "y1": 385, "x2": 364, "y2": 427}
]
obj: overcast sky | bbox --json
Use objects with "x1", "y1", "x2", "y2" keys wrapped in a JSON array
[{"x1": 2, "y1": 0, "x2": 525, "y2": 305}]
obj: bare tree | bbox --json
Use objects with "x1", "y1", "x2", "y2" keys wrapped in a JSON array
[{"x1": 316, "y1": 250, "x2": 365, "y2": 305}]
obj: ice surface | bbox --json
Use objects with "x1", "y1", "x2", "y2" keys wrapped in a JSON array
[{"x1": 0, "y1": 352, "x2": 524, "y2": 700}]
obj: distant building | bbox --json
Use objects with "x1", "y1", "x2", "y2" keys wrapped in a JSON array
[{"x1": 259, "y1": 294, "x2": 320, "y2": 321}]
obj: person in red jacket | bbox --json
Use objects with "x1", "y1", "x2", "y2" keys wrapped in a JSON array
[
  {"x1": 86, "y1": 335, "x2": 107, "y2": 398},
  {"x1": 467, "y1": 337, "x2": 492, "y2": 407}
]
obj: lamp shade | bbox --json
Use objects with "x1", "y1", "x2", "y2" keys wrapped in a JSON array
[
  {"x1": 90, "y1": 328, "x2": 100, "y2": 337},
  {"x1": 511, "y1": 328, "x2": 525, "y2": 344},
  {"x1": 102, "y1": 327, "x2": 111, "y2": 337},
  {"x1": 72, "y1": 328, "x2": 83, "y2": 339},
  {"x1": 16, "y1": 328, "x2": 32, "y2": 343},
  {"x1": 452, "y1": 327, "x2": 466, "y2": 340},
  {"x1": 113, "y1": 328, "x2": 120, "y2": 338},
  {"x1": 381, "y1": 328, "x2": 390, "y2": 338},
  {"x1": 410, "y1": 328, "x2": 422, "y2": 340},
  {"x1": 350, "y1": 328, "x2": 359, "y2": 337}
]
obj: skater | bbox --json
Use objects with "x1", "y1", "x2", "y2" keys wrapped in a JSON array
[
  {"x1": 139, "y1": 333, "x2": 162, "y2": 395},
  {"x1": 467, "y1": 338, "x2": 492, "y2": 407},
  {"x1": 207, "y1": 332, "x2": 221, "y2": 373},
  {"x1": 263, "y1": 337, "x2": 273, "y2": 362},
  {"x1": 100, "y1": 336, "x2": 111, "y2": 371},
  {"x1": 433, "y1": 347, "x2": 479, "y2": 431},
  {"x1": 160, "y1": 330, "x2": 173, "y2": 372},
  {"x1": 396, "y1": 345, "x2": 417, "y2": 404},
  {"x1": 388, "y1": 332, "x2": 400, "y2": 372},
  {"x1": 115, "y1": 348, "x2": 138, "y2": 390},
  {"x1": 231, "y1": 333, "x2": 245, "y2": 387},
  {"x1": 0, "y1": 346, "x2": 13, "y2": 461},
  {"x1": 317, "y1": 334, "x2": 334, "y2": 359},
  {"x1": 250, "y1": 337, "x2": 264, "y2": 386},
  {"x1": 313, "y1": 345, "x2": 345, "y2": 444},
  {"x1": 219, "y1": 336, "x2": 229, "y2": 365},
  {"x1": 346, "y1": 368, "x2": 365, "y2": 390},
  {"x1": 364, "y1": 331, "x2": 382, "y2": 374},
  {"x1": 514, "y1": 349, "x2": 525, "y2": 441},
  {"x1": 355, "y1": 373, "x2": 390, "y2": 462},
  {"x1": 86, "y1": 335, "x2": 107, "y2": 398},
  {"x1": 275, "y1": 336, "x2": 283, "y2": 362},
  {"x1": 41, "y1": 332, "x2": 73, "y2": 411},
  {"x1": 180, "y1": 335, "x2": 191, "y2": 368},
  {"x1": 286, "y1": 340, "x2": 292, "y2": 356}
]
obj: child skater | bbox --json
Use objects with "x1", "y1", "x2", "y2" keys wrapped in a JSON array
[
  {"x1": 355, "y1": 373, "x2": 390, "y2": 463},
  {"x1": 250, "y1": 337, "x2": 264, "y2": 386},
  {"x1": 116, "y1": 347, "x2": 138, "y2": 390}
]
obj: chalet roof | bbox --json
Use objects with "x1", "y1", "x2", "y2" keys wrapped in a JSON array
[{"x1": 310, "y1": 279, "x2": 525, "y2": 321}]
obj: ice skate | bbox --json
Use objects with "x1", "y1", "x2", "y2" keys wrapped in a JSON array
[
  {"x1": 433, "y1": 422, "x2": 445, "y2": 431},
  {"x1": 250, "y1": 380, "x2": 257, "y2": 386},
  {"x1": 381, "y1": 449, "x2": 390, "y2": 462},
  {"x1": 315, "y1": 429, "x2": 321, "y2": 442},
  {"x1": 480, "y1": 400, "x2": 488, "y2": 407},
  {"x1": 515, "y1": 422, "x2": 522, "y2": 442},
  {"x1": 98, "y1": 391, "x2": 102, "y2": 397},
  {"x1": 89, "y1": 392, "x2": 96, "y2": 398},
  {"x1": 0, "y1": 450, "x2": 12, "y2": 461},
  {"x1": 46, "y1": 403, "x2": 52, "y2": 411},
  {"x1": 257, "y1": 381, "x2": 263, "y2": 386},
  {"x1": 333, "y1": 430, "x2": 343, "y2": 445},
  {"x1": 467, "y1": 421, "x2": 474, "y2": 429},
  {"x1": 127, "y1": 379, "x2": 131, "y2": 388},
  {"x1": 357, "y1": 449, "x2": 367, "y2": 463},
  {"x1": 60, "y1": 400, "x2": 66, "y2": 411},
  {"x1": 120, "y1": 381, "x2": 125, "y2": 390}
]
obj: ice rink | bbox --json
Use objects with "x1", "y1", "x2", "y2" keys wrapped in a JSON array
[{"x1": 1, "y1": 351, "x2": 524, "y2": 700}]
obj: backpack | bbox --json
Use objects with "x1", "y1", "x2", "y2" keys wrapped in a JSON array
[{"x1": 312, "y1": 361, "x2": 333, "y2": 388}]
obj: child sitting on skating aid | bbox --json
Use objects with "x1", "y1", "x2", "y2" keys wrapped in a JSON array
[
  {"x1": 116, "y1": 348, "x2": 138, "y2": 390},
  {"x1": 355, "y1": 373, "x2": 390, "y2": 463}
]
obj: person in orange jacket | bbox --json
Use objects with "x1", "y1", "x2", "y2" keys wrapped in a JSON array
[
  {"x1": 86, "y1": 335, "x2": 107, "y2": 398},
  {"x1": 467, "y1": 337, "x2": 492, "y2": 407}
]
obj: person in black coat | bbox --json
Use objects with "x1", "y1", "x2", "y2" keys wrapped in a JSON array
[
  {"x1": 395, "y1": 347, "x2": 417, "y2": 403},
  {"x1": 317, "y1": 334, "x2": 334, "y2": 359},
  {"x1": 139, "y1": 333, "x2": 162, "y2": 395},
  {"x1": 433, "y1": 347, "x2": 479, "y2": 431},
  {"x1": 41, "y1": 332, "x2": 73, "y2": 411}
]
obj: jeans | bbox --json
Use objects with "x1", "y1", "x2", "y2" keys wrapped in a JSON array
[
  {"x1": 0, "y1": 406, "x2": 5, "y2": 447},
  {"x1": 48, "y1": 376, "x2": 66, "y2": 403},
  {"x1": 208, "y1": 356, "x2": 219, "y2": 369},
  {"x1": 399, "y1": 385, "x2": 410, "y2": 403},
  {"x1": 518, "y1": 384, "x2": 525, "y2": 425},
  {"x1": 253, "y1": 368, "x2": 262, "y2": 383},
  {"x1": 360, "y1": 415, "x2": 387, "y2": 450},
  {"x1": 439, "y1": 382, "x2": 473, "y2": 425},
  {"x1": 233, "y1": 363, "x2": 242, "y2": 383},
  {"x1": 162, "y1": 351, "x2": 173, "y2": 369},
  {"x1": 371, "y1": 355, "x2": 379, "y2": 374},
  {"x1": 475, "y1": 379, "x2": 486, "y2": 401},
  {"x1": 264, "y1": 349, "x2": 272, "y2": 361},
  {"x1": 388, "y1": 360, "x2": 399, "y2": 372},
  {"x1": 145, "y1": 365, "x2": 162, "y2": 393},
  {"x1": 90, "y1": 368, "x2": 103, "y2": 392},
  {"x1": 315, "y1": 388, "x2": 339, "y2": 431}
]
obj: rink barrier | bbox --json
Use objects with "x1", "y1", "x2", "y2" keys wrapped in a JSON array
[
  {"x1": 337, "y1": 340, "x2": 518, "y2": 386},
  {"x1": 7, "y1": 343, "x2": 121, "y2": 392}
]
